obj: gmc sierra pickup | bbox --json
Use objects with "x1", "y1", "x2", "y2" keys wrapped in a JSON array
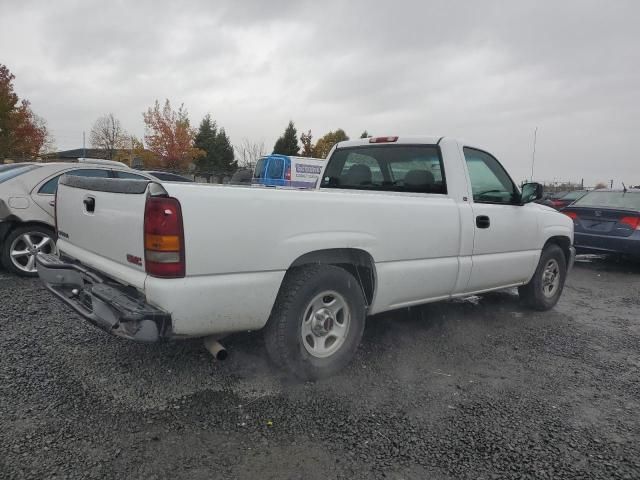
[{"x1": 37, "y1": 136, "x2": 575, "y2": 379}]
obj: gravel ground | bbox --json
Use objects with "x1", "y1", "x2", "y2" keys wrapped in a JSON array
[{"x1": 1, "y1": 256, "x2": 639, "y2": 479}]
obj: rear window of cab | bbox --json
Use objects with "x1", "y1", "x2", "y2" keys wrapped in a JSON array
[{"x1": 321, "y1": 145, "x2": 446, "y2": 194}]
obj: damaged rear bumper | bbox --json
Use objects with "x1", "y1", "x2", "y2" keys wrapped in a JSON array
[{"x1": 36, "y1": 253, "x2": 171, "y2": 342}]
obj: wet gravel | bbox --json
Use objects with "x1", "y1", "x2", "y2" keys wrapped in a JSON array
[{"x1": 1, "y1": 256, "x2": 639, "y2": 479}]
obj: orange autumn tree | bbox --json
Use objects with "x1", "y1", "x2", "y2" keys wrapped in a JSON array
[
  {"x1": 0, "y1": 64, "x2": 52, "y2": 160},
  {"x1": 142, "y1": 99, "x2": 203, "y2": 170}
]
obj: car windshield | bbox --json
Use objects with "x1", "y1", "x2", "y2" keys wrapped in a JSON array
[
  {"x1": 0, "y1": 164, "x2": 41, "y2": 184},
  {"x1": 573, "y1": 191, "x2": 640, "y2": 210}
]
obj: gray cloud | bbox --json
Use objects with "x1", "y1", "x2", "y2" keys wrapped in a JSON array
[{"x1": 1, "y1": 0, "x2": 638, "y2": 185}]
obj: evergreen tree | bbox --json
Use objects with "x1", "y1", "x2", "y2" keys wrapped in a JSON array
[
  {"x1": 215, "y1": 128, "x2": 236, "y2": 173},
  {"x1": 273, "y1": 121, "x2": 299, "y2": 155},
  {"x1": 194, "y1": 114, "x2": 237, "y2": 179},
  {"x1": 194, "y1": 114, "x2": 217, "y2": 174}
]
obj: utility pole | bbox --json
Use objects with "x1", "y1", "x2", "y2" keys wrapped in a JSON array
[
  {"x1": 610, "y1": 179, "x2": 614, "y2": 189},
  {"x1": 82, "y1": 131, "x2": 86, "y2": 158},
  {"x1": 530, "y1": 127, "x2": 538, "y2": 182}
]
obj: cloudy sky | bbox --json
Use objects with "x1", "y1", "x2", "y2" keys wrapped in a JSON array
[{"x1": 1, "y1": 0, "x2": 638, "y2": 185}]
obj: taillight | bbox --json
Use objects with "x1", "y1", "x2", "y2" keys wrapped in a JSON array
[
  {"x1": 285, "y1": 165, "x2": 291, "y2": 181},
  {"x1": 369, "y1": 136, "x2": 398, "y2": 143},
  {"x1": 144, "y1": 196, "x2": 185, "y2": 278},
  {"x1": 619, "y1": 216, "x2": 640, "y2": 230},
  {"x1": 563, "y1": 211, "x2": 578, "y2": 220}
]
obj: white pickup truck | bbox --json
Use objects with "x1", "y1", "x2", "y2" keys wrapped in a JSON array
[{"x1": 37, "y1": 136, "x2": 574, "y2": 379}]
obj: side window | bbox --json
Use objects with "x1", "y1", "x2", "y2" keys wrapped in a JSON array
[
  {"x1": 463, "y1": 148, "x2": 517, "y2": 204},
  {"x1": 38, "y1": 168, "x2": 110, "y2": 195},
  {"x1": 114, "y1": 171, "x2": 147, "y2": 180},
  {"x1": 267, "y1": 158, "x2": 284, "y2": 179}
]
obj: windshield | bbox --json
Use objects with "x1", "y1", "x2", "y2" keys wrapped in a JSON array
[
  {"x1": 0, "y1": 164, "x2": 41, "y2": 184},
  {"x1": 573, "y1": 191, "x2": 640, "y2": 210}
]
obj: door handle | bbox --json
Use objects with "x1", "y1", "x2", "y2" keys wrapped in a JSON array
[
  {"x1": 476, "y1": 215, "x2": 490, "y2": 229},
  {"x1": 83, "y1": 197, "x2": 95, "y2": 213},
  {"x1": 48, "y1": 200, "x2": 56, "y2": 207}
]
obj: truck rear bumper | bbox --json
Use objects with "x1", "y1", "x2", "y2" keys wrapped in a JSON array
[{"x1": 36, "y1": 253, "x2": 171, "y2": 342}]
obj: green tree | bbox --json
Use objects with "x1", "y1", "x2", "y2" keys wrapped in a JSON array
[
  {"x1": 215, "y1": 128, "x2": 236, "y2": 173},
  {"x1": 300, "y1": 130, "x2": 314, "y2": 157},
  {"x1": 273, "y1": 121, "x2": 299, "y2": 155},
  {"x1": 194, "y1": 114, "x2": 237, "y2": 181},
  {"x1": 360, "y1": 130, "x2": 370, "y2": 139},
  {"x1": 313, "y1": 129, "x2": 349, "y2": 158}
]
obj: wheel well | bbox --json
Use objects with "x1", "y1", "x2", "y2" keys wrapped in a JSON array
[
  {"x1": 289, "y1": 248, "x2": 376, "y2": 305},
  {"x1": 544, "y1": 236, "x2": 571, "y2": 267},
  {"x1": 0, "y1": 220, "x2": 55, "y2": 244}
]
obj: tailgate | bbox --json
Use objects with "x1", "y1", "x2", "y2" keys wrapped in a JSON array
[{"x1": 55, "y1": 175, "x2": 159, "y2": 289}]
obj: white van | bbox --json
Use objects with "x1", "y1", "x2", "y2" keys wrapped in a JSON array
[{"x1": 252, "y1": 154, "x2": 325, "y2": 188}]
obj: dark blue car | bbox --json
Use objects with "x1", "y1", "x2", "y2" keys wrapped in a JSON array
[{"x1": 561, "y1": 189, "x2": 640, "y2": 257}]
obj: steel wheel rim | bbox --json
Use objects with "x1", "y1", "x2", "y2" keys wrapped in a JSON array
[
  {"x1": 541, "y1": 259, "x2": 560, "y2": 298},
  {"x1": 9, "y1": 232, "x2": 56, "y2": 273},
  {"x1": 301, "y1": 290, "x2": 351, "y2": 358}
]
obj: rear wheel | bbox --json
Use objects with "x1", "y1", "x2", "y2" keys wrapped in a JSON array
[
  {"x1": 1, "y1": 225, "x2": 56, "y2": 277},
  {"x1": 264, "y1": 265, "x2": 366, "y2": 380},
  {"x1": 518, "y1": 244, "x2": 567, "y2": 310}
]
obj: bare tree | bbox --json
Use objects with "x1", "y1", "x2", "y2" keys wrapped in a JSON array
[
  {"x1": 89, "y1": 113, "x2": 127, "y2": 159},
  {"x1": 234, "y1": 138, "x2": 265, "y2": 170}
]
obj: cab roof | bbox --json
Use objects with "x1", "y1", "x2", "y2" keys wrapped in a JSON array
[{"x1": 336, "y1": 136, "x2": 443, "y2": 149}]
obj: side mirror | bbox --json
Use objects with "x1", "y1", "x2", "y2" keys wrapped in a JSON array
[{"x1": 521, "y1": 182, "x2": 543, "y2": 204}]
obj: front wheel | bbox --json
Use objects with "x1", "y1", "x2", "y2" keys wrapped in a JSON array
[
  {"x1": 264, "y1": 265, "x2": 366, "y2": 380},
  {"x1": 518, "y1": 244, "x2": 567, "y2": 311}
]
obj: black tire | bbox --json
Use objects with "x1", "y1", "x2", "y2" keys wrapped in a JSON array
[
  {"x1": 518, "y1": 244, "x2": 567, "y2": 311},
  {"x1": 264, "y1": 264, "x2": 367, "y2": 380},
  {"x1": 1, "y1": 225, "x2": 56, "y2": 277}
]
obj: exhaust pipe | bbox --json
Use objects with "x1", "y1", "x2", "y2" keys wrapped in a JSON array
[{"x1": 203, "y1": 336, "x2": 228, "y2": 361}]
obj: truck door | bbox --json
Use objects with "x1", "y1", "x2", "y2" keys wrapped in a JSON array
[{"x1": 462, "y1": 147, "x2": 539, "y2": 292}]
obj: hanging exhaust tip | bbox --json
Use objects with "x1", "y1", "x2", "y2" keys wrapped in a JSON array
[{"x1": 204, "y1": 336, "x2": 228, "y2": 361}]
